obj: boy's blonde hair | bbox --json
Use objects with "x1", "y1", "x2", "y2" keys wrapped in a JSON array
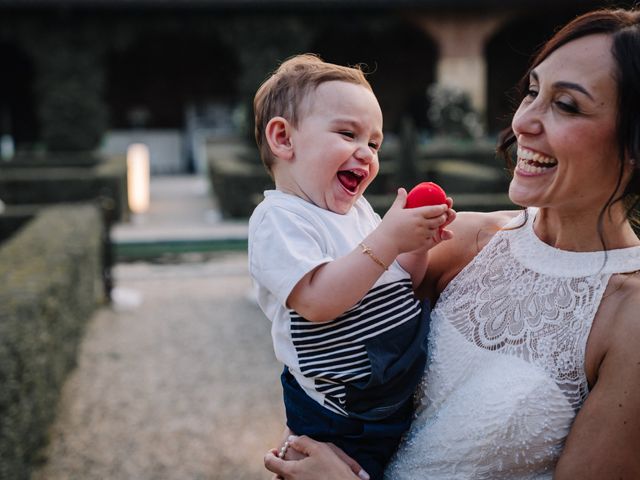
[{"x1": 253, "y1": 53, "x2": 373, "y2": 176}]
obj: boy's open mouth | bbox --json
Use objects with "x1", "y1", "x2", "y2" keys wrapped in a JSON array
[{"x1": 337, "y1": 169, "x2": 366, "y2": 194}]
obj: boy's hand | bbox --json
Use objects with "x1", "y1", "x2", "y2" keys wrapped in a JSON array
[{"x1": 379, "y1": 188, "x2": 455, "y2": 254}]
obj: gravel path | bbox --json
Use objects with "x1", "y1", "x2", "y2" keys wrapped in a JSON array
[{"x1": 32, "y1": 252, "x2": 284, "y2": 480}]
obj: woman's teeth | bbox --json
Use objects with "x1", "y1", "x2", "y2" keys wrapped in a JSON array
[{"x1": 517, "y1": 146, "x2": 558, "y2": 174}]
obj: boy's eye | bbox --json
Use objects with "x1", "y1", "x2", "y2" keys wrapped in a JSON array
[
  {"x1": 339, "y1": 131, "x2": 355, "y2": 138},
  {"x1": 368, "y1": 142, "x2": 379, "y2": 150}
]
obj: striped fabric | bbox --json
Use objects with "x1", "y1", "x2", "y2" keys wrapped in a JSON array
[{"x1": 290, "y1": 279, "x2": 421, "y2": 415}]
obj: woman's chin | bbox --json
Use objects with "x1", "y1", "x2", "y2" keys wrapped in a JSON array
[{"x1": 508, "y1": 183, "x2": 537, "y2": 208}]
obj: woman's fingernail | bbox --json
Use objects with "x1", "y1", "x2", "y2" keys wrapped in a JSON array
[
  {"x1": 287, "y1": 435, "x2": 298, "y2": 442},
  {"x1": 358, "y1": 469, "x2": 370, "y2": 480}
]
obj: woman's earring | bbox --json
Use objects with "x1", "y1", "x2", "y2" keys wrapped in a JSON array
[{"x1": 631, "y1": 158, "x2": 637, "y2": 167}]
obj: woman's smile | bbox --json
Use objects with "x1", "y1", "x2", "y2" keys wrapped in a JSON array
[{"x1": 515, "y1": 145, "x2": 558, "y2": 175}]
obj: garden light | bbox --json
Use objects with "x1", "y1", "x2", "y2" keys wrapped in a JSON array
[{"x1": 126, "y1": 143, "x2": 150, "y2": 214}]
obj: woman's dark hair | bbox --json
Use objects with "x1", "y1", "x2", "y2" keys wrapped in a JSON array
[{"x1": 497, "y1": 8, "x2": 640, "y2": 234}]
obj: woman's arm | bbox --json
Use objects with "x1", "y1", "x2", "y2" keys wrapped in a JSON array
[
  {"x1": 555, "y1": 279, "x2": 640, "y2": 478},
  {"x1": 416, "y1": 210, "x2": 518, "y2": 303}
]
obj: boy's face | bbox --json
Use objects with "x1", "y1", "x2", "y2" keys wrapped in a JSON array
[{"x1": 281, "y1": 80, "x2": 383, "y2": 215}]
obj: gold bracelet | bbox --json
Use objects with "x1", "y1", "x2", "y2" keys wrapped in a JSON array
[{"x1": 359, "y1": 242, "x2": 388, "y2": 271}]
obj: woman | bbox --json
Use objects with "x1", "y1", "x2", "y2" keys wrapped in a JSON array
[{"x1": 264, "y1": 7, "x2": 640, "y2": 480}]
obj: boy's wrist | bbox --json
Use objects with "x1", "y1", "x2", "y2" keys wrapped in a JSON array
[
  {"x1": 362, "y1": 229, "x2": 400, "y2": 267},
  {"x1": 359, "y1": 242, "x2": 389, "y2": 271}
]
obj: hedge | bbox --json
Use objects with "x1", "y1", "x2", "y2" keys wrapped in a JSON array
[
  {"x1": 206, "y1": 141, "x2": 274, "y2": 219},
  {"x1": 206, "y1": 138, "x2": 513, "y2": 218},
  {"x1": 0, "y1": 204, "x2": 104, "y2": 480},
  {"x1": 0, "y1": 153, "x2": 128, "y2": 223}
]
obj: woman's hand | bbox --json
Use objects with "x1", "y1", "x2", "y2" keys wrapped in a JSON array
[{"x1": 264, "y1": 435, "x2": 370, "y2": 480}]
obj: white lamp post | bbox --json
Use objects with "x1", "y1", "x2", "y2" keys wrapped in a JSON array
[{"x1": 126, "y1": 143, "x2": 150, "y2": 215}]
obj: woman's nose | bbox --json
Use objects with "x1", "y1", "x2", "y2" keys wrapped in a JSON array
[{"x1": 512, "y1": 101, "x2": 543, "y2": 137}]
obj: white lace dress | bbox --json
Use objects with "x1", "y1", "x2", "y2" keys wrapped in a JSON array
[{"x1": 385, "y1": 208, "x2": 640, "y2": 479}]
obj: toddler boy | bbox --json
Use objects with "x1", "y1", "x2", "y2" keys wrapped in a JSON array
[{"x1": 248, "y1": 54, "x2": 454, "y2": 479}]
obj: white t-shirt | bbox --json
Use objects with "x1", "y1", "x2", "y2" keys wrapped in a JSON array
[{"x1": 249, "y1": 190, "x2": 423, "y2": 417}]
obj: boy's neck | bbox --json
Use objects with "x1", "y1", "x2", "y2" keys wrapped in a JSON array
[{"x1": 274, "y1": 175, "x2": 305, "y2": 201}]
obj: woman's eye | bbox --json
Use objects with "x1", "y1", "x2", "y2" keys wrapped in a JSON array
[
  {"x1": 524, "y1": 87, "x2": 538, "y2": 99},
  {"x1": 555, "y1": 101, "x2": 579, "y2": 114}
]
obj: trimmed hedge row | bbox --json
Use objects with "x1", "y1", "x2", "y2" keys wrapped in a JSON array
[
  {"x1": 0, "y1": 204, "x2": 104, "y2": 480},
  {"x1": 206, "y1": 139, "x2": 512, "y2": 218},
  {"x1": 206, "y1": 141, "x2": 274, "y2": 219},
  {"x1": 0, "y1": 154, "x2": 128, "y2": 223}
]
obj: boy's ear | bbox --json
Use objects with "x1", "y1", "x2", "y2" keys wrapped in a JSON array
[{"x1": 265, "y1": 116, "x2": 294, "y2": 161}]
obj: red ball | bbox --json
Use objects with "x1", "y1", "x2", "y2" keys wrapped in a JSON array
[{"x1": 405, "y1": 182, "x2": 447, "y2": 208}]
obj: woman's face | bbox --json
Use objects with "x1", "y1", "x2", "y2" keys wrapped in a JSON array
[{"x1": 510, "y1": 34, "x2": 621, "y2": 213}]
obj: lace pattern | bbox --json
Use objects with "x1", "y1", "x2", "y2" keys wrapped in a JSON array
[{"x1": 440, "y1": 233, "x2": 603, "y2": 410}]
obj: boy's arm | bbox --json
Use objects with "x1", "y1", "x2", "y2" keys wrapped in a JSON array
[
  {"x1": 287, "y1": 189, "x2": 453, "y2": 322},
  {"x1": 396, "y1": 248, "x2": 429, "y2": 289}
]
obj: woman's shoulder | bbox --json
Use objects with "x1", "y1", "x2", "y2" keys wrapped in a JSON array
[
  {"x1": 448, "y1": 210, "x2": 520, "y2": 247},
  {"x1": 592, "y1": 271, "x2": 640, "y2": 375},
  {"x1": 609, "y1": 272, "x2": 640, "y2": 338}
]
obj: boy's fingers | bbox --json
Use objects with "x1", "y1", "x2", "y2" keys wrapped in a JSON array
[
  {"x1": 440, "y1": 228, "x2": 454, "y2": 241},
  {"x1": 416, "y1": 204, "x2": 448, "y2": 218},
  {"x1": 391, "y1": 187, "x2": 408, "y2": 209},
  {"x1": 443, "y1": 209, "x2": 457, "y2": 227}
]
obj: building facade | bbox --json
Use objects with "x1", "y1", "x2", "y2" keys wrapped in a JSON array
[{"x1": 0, "y1": 0, "x2": 621, "y2": 171}]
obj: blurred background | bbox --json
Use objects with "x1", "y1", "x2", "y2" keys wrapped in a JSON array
[{"x1": 0, "y1": 0, "x2": 632, "y2": 479}]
